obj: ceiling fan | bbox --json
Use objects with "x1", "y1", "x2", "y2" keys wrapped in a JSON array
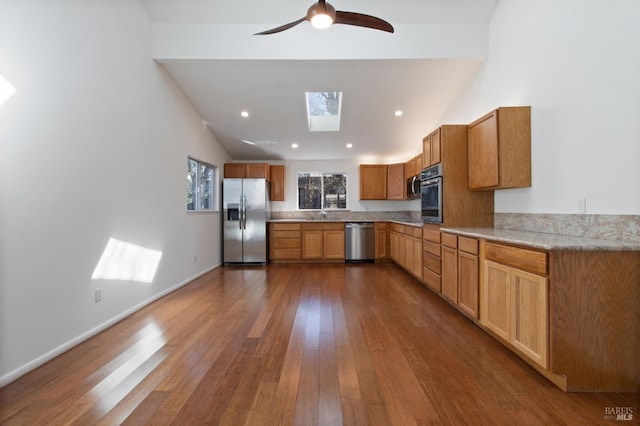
[{"x1": 254, "y1": 0, "x2": 394, "y2": 35}]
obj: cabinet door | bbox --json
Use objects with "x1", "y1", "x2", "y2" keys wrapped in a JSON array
[
  {"x1": 387, "y1": 163, "x2": 405, "y2": 200},
  {"x1": 412, "y1": 237, "x2": 422, "y2": 277},
  {"x1": 375, "y1": 227, "x2": 389, "y2": 259},
  {"x1": 458, "y1": 251, "x2": 479, "y2": 319},
  {"x1": 396, "y1": 233, "x2": 406, "y2": 267},
  {"x1": 269, "y1": 165, "x2": 285, "y2": 201},
  {"x1": 430, "y1": 128, "x2": 441, "y2": 165},
  {"x1": 359, "y1": 165, "x2": 387, "y2": 200},
  {"x1": 323, "y1": 230, "x2": 345, "y2": 260},
  {"x1": 404, "y1": 234, "x2": 413, "y2": 271},
  {"x1": 422, "y1": 135, "x2": 432, "y2": 169},
  {"x1": 441, "y1": 246, "x2": 458, "y2": 304},
  {"x1": 224, "y1": 163, "x2": 247, "y2": 178},
  {"x1": 468, "y1": 110, "x2": 499, "y2": 189},
  {"x1": 246, "y1": 163, "x2": 269, "y2": 179},
  {"x1": 511, "y1": 269, "x2": 548, "y2": 368},
  {"x1": 483, "y1": 260, "x2": 511, "y2": 341},
  {"x1": 302, "y1": 231, "x2": 323, "y2": 259}
]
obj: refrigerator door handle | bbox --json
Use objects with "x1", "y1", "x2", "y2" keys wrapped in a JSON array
[
  {"x1": 242, "y1": 195, "x2": 247, "y2": 230},
  {"x1": 239, "y1": 196, "x2": 243, "y2": 230}
]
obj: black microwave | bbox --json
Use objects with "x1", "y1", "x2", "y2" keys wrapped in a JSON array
[{"x1": 406, "y1": 175, "x2": 420, "y2": 199}]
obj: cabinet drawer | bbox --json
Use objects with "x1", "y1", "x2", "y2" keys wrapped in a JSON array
[
  {"x1": 422, "y1": 225, "x2": 441, "y2": 243},
  {"x1": 391, "y1": 223, "x2": 405, "y2": 233},
  {"x1": 412, "y1": 227, "x2": 422, "y2": 238},
  {"x1": 423, "y1": 241, "x2": 441, "y2": 257},
  {"x1": 441, "y1": 233, "x2": 458, "y2": 249},
  {"x1": 485, "y1": 242, "x2": 547, "y2": 275},
  {"x1": 274, "y1": 230, "x2": 301, "y2": 239},
  {"x1": 423, "y1": 268, "x2": 441, "y2": 292},
  {"x1": 375, "y1": 222, "x2": 388, "y2": 230},
  {"x1": 273, "y1": 248, "x2": 301, "y2": 259},
  {"x1": 423, "y1": 252, "x2": 441, "y2": 275},
  {"x1": 302, "y1": 222, "x2": 344, "y2": 231},
  {"x1": 272, "y1": 223, "x2": 301, "y2": 231},
  {"x1": 273, "y1": 238, "x2": 300, "y2": 249},
  {"x1": 458, "y1": 237, "x2": 478, "y2": 255}
]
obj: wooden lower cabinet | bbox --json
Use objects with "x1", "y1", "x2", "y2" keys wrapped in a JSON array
[
  {"x1": 389, "y1": 224, "x2": 405, "y2": 266},
  {"x1": 323, "y1": 230, "x2": 345, "y2": 260},
  {"x1": 441, "y1": 246, "x2": 458, "y2": 303},
  {"x1": 301, "y1": 223, "x2": 344, "y2": 261},
  {"x1": 457, "y1": 238, "x2": 479, "y2": 319},
  {"x1": 483, "y1": 259, "x2": 548, "y2": 369},
  {"x1": 301, "y1": 230, "x2": 323, "y2": 259},
  {"x1": 483, "y1": 260, "x2": 512, "y2": 341},
  {"x1": 269, "y1": 223, "x2": 301, "y2": 261},
  {"x1": 389, "y1": 224, "x2": 422, "y2": 279},
  {"x1": 374, "y1": 222, "x2": 389, "y2": 260},
  {"x1": 422, "y1": 224, "x2": 441, "y2": 292},
  {"x1": 440, "y1": 233, "x2": 480, "y2": 320},
  {"x1": 511, "y1": 267, "x2": 548, "y2": 368},
  {"x1": 481, "y1": 240, "x2": 549, "y2": 372}
]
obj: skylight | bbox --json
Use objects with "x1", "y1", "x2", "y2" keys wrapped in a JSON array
[{"x1": 305, "y1": 91, "x2": 342, "y2": 132}]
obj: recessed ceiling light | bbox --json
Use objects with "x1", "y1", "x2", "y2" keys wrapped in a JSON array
[
  {"x1": 291, "y1": 143, "x2": 298, "y2": 149},
  {"x1": 241, "y1": 110, "x2": 249, "y2": 118},
  {"x1": 394, "y1": 110, "x2": 403, "y2": 117},
  {"x1": 346, "y1": 143, "x2": 353, "y2": 149}
]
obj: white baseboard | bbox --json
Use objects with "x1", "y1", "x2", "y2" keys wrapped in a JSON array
[{"x1": 0, "y1": 263, "x2": 221, "y2": 388}]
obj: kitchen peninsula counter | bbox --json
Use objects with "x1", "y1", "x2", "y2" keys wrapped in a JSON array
[{"x1": 441, "y1": 227, "x2": 640, "y2": 251}]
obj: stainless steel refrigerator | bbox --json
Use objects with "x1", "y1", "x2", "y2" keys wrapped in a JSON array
[{"x1": 223, "y1": 178, "x2": 270, "y2": 264}]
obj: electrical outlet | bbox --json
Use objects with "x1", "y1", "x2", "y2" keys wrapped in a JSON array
[{"x1": 95, "y1": 288, "x2": 102, "y2": 303}]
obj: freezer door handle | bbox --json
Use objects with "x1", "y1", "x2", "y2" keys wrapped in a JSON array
[{"x1": 242, "y1": 195, "x2": 247, "y2": 230}]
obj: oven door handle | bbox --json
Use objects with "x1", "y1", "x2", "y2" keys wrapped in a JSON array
[{"x1": 423, "y1": 178, "x2": 441, "y2": 186}]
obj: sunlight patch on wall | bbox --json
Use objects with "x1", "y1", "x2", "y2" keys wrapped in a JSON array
[
  {"x1": 0, "y1": 74, "x2": 16, "y2": 106},
  {"x1": 92, "y1": 238, "x2": 162, "y2": 283}
]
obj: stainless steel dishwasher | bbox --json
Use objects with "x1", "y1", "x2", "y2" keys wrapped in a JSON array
[{"x1": 345, "y1": 222, "x2": 375, "y2": 262}]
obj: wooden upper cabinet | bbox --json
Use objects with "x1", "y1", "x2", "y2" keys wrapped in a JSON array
[
  {"x1": 224, "y1": 163, "x2": 270, "y2": 180},
  {"x1": 269, "y1": 165, "x2": 285, "y2": 201},
  {"x1": 404, "y1": 154, "x2": 422, "y2": 178},
  {"x1": 246, "y1": 163, "x2": 270, "y2": 179},
  {"x1": 387, "y1": 163, "x2": 405, "y2": 200},
  {"x1": 422, "y1": 128, "x2": 442, "y2": 168},
  {"x1": 360, "y1": 164, "x2": 388, "y2": 200},
  {"x1": 468, "y1": 106, "x2": 531, "y2": 190},
  {"x1": 224, "y1": 163, "x2": 247, "y2": 178}
]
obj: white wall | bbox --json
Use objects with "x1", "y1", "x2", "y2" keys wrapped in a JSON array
[
  {"x1": 441, "y1": 0, "x2": 640, "y2": 215},
  {"x1": 0, "y1": 1, "x2": 231, "y2": 385},
  {"x1": 269, "y1": 159, "x2": 419, "y2": 212}
]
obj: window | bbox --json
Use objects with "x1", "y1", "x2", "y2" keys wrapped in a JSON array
[
  {"x1": 298, "y1": 172, "x2": 347, "y2": 210},
  {"x1": 305, "y1": 91, "x2": 342, "y2": 132},
  {"x1": 187, "y1": 158, "x2": 217, "y2": 211}
]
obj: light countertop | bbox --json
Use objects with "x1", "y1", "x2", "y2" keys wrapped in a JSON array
[{"x1": 441, "y1": 227, "x2": 640, "y2": 251}]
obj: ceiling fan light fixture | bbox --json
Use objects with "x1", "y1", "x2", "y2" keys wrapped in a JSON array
[
  {"x1": 310, "y1": 13, "x2": 333, "y2": 29},
  {"x1": 308, "y1": 2, "x2": 336, "y2": 29}
]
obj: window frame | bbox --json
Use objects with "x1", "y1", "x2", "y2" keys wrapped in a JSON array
[
  {"x1": 187, "y1": 157, "x2": 219, "y2": 212},
  {"x1": 297, "y1": 172, "x2": 348, "y2": 211}
]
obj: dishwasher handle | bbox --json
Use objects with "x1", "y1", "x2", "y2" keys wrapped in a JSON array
[{"x1": 345, "y1": 222, "x2": 374, "y2": 229}]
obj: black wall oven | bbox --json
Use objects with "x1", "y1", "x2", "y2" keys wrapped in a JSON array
[{"x1": 420, "y1": 164, "x2": 443, "y2": 223}]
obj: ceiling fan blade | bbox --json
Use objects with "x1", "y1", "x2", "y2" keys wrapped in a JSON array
[
  {"x1": 254, "y1": 17, "x2": 306, "y2": 35},
  {"x1": 334, "y1": 11, "x2": 394, "y2": 33}
]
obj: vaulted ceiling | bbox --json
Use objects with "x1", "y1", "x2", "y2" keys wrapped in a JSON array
[{"x1": 142, "y1": 0, "x2": 499, "y2": 162}]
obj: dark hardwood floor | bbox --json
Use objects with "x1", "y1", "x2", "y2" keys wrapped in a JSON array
[{"x1": 0, "y1": 263, "x2": 637, "y2": 425}]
